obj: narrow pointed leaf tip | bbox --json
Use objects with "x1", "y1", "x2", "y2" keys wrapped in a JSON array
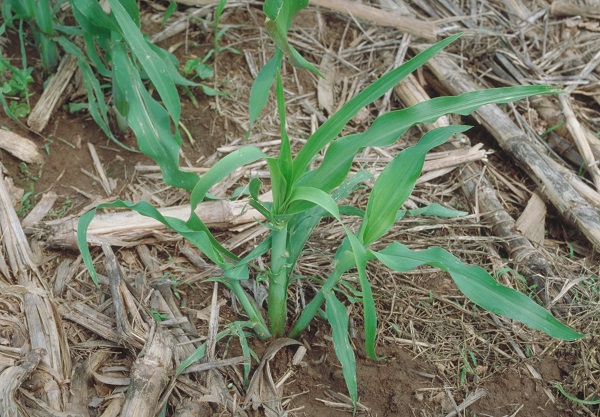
[{"x1": 373, "y1": 243, "x2": 584, "y2": 341}]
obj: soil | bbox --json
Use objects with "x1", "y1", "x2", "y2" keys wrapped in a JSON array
[{"x1": 1, "y1": 2, "x2": 599, "y2": 417}]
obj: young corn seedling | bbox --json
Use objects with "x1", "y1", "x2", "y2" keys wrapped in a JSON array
[{"x1": 79, "y1": 0, "x2": 584, "y2": 406}]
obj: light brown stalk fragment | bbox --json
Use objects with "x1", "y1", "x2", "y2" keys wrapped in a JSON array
[
  {"x1": 38, "y1": 192, "x2": 272, "y2": 249},
  {"x1": 119, "y1": 329, "x2": 173, "y2": 417},
  {"x1": 0, "y1": 349, "x2": 44, "y2": 417},
  {"x1": 426, "y1": 55, "x2": 600, "y2": 248},
  {"x1": 309, "y1": 0, "x2": 437, "y2": 40},
  {"x1": 558, "y1": 94, "x2": 600, "y2": 190},
  {"x1": 27, "y1": 54, "x2": 78, "y2": 133},
  {"x1": 0, "y1": 130, "x2": 43, "y2": 164},
  {"x1": 21, "y1": 192, "x2": 58, "y2": 229},
  {"x1": 102, "y1": 244, "x2": 148, "y2": 348},
  {"x1": 550, "y1": 1, "x2": 600, "y2": 18},
  {"x1": 0, "y1": 170, "x2": 71, "y2": 412}
]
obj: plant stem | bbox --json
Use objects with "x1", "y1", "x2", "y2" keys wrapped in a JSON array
[
  {"x1": 229, "y1": 280, "x2": 271, "y2": 340},
  {"x1": 268, "y1": 224, "x2": 289, "y2": 337}
]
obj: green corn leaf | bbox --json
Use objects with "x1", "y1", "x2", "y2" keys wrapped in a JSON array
[
  {"x1": 39, "y1": 36, "x2": 58, "y2": 71},
  {"x1": 397, "y1": 203, "x2": 468, "y2": 221},
  {"x1": 176, "y1": 329, "x2": 232, "y2": 376},
  {"x1": 276, "y1": 72, "x2": 293, "y2": 185},
  {"x1": 372, "y1": 242, "x2": 584, "y2": 341},
  {"x1": 249, "y1": 198, "x2": 274, "y2": 224},
  {"x1": 77, "y1": 200, "x2": 228, "y2": 286},
  {"x1": 287, "y1": 187, "x2": 378, "y2": 362},
  {"x1": 325, "y1": 292, "x2": 358, "y2": 407},
  {"x1": 55, "y1": 37, "x2": 133, "y2": 151},
  {"x1": 267, "y1": 158, "x2": 287, "y2": 214},
  {"x1": 248, "y1": 177, "x2": 262, "y2": 200},
  {"x1": 287, "y1": 170, "x2": 371, "y2": 270},
  {"x1": 215, "y1": 0, "x2": 227, "y2": 24},
  {"x1": 69, "y1": 0, "x2": 116, "y2": 35},
  {"x1": 298, "y1": 85, "x2": 558, "y2": 194},
  {"x1": 248, "y1": 49, "x2": 283, "y2": 132},
  {"x1": 263, "y1": 0, "x2": 284, "y2": 21},
  {"x1": 162, "y1": 2, "x2": 177, "y2": 27},
  {"x1": 108, "y1": 0, "x2": 180, "y2": 122},
  {"x1": 34, "y1": 0, "x2": 53, "y2": 34},
  {"x1": 292, "y1": 34, "x2": 462, "y2": 179},
  {"x1": 147, "y1": 42, "x2": 198, "y2": 87},
  {"x1": 361, "y1": 125, "x2": 469, "y2": 245},
  {"x1": 199, "y1": 84, "x2": 225, "y2": 96},
  {"x1": 35, "y1": 0, "x2": 58, "y2": 70},
  {"x1": 288, "y1": 187, "x2": 341, "y2": 220},
  {"x1": 83, "y1": 34, "x2": 111, "y2": 77},
  {"x1": 112, "y1": 42, "x2": 198, "y2": 189},
  {"x1": 345, "y1": 231, "x2": 378, "y2": 360},
  {"x1": 5, "y1": 0, "x2": 32, "y2": 18},
  {"x1": 236, "y1": 236, "x2": 272, "y2": 267},
  {"x1": 184, "y1": 146, "x2": 267, "y2": 260},
  {"x1": 115, "y1": 0, "x2": 140, "y2": 25},
  {"x1": 189, "y1": 146, "x2": 267, "y2": 211},
  {"x1": 263, "y1": 0, "x2": 319, "y2": 75},
  {"x1": 223, "y1": 263, "x2": 249, "y2": 281},
  {"x1": 228, "y1": 321, "x2": 254, "y2": 389}
]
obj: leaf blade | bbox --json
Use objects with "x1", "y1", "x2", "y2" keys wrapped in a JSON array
[
  {"x1": 325, "y1": 292, "x2": 358, "y2": 406},
  {"x1": 292, "y1": 33, "x2": 462, "y2": 178},
  {"x1": 373, "y1": 243, "x2": 584, "y2": 341},
  {"x1": 361, "y1": 125, "x2": 469, "y2": 244},
  {"x1": 298, "y1": 85, "x2": 558, "y2": 194}
]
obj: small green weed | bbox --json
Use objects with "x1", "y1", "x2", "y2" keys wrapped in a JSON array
[
  {"x1": 18, "y1": 161, "x2": 39, "y2": 182},
  {"x1": 1, "y1": 0, "x2": 59, "y2": 72},
  {"x1": 555, "y1": 383, "x2": 600, "y2": 405},
  {"x1": 162, "y1": 272, "x2": 183, "y2": 299},
  {"x1": 17, "y1": 188, "x2": 35, "y2": 217},
  {"x1": 49, "y1": 199, "x2": 73, "y2": 219},
  {"x1": 151, "y1": 309, "x2": 170, "y2": 322},
  {"x1": 0, "y1": 55, "x2": 34, "y2": 118},
  {"x1": 16, "y1": 162, "x2": 40, "y2": 217},
  {"x1": 181, "y1": 0, "x2": 234, "y2": 101},
  {"x1": 459, "y1": 348, "x2": 479, "y2": 385}
]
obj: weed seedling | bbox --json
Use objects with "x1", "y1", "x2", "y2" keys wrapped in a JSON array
[
  {"x1": 151, "y1": 309, "x2": 170, "y2": 322},
  {"x1": 17, "y1": 189, "x2": 35, "y2": 217}
]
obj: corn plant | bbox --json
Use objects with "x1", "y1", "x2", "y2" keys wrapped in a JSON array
[
  {"x1": 1, "y1": 0, "x2": 59, "y2": 72},
  {"x1": 79, "y1": 0, "x2": 583, "y2": 406},
  {"x1": 2, "y1": 0, "x2": 209, "y2": 172},
  {"x1": 60, "y1": 0, "x2": 204, "y2": 172}
]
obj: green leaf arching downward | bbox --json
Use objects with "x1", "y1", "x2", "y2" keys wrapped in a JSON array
[
  {"x1": 373, "y1": 243, "x2": 584, "y2": 341},
  {"x1": 325, "y1": 292, "x2": 358, "y2": 406},
  {"x1": 112, "y1": 43, "x2": 198, "y2": 190}
]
